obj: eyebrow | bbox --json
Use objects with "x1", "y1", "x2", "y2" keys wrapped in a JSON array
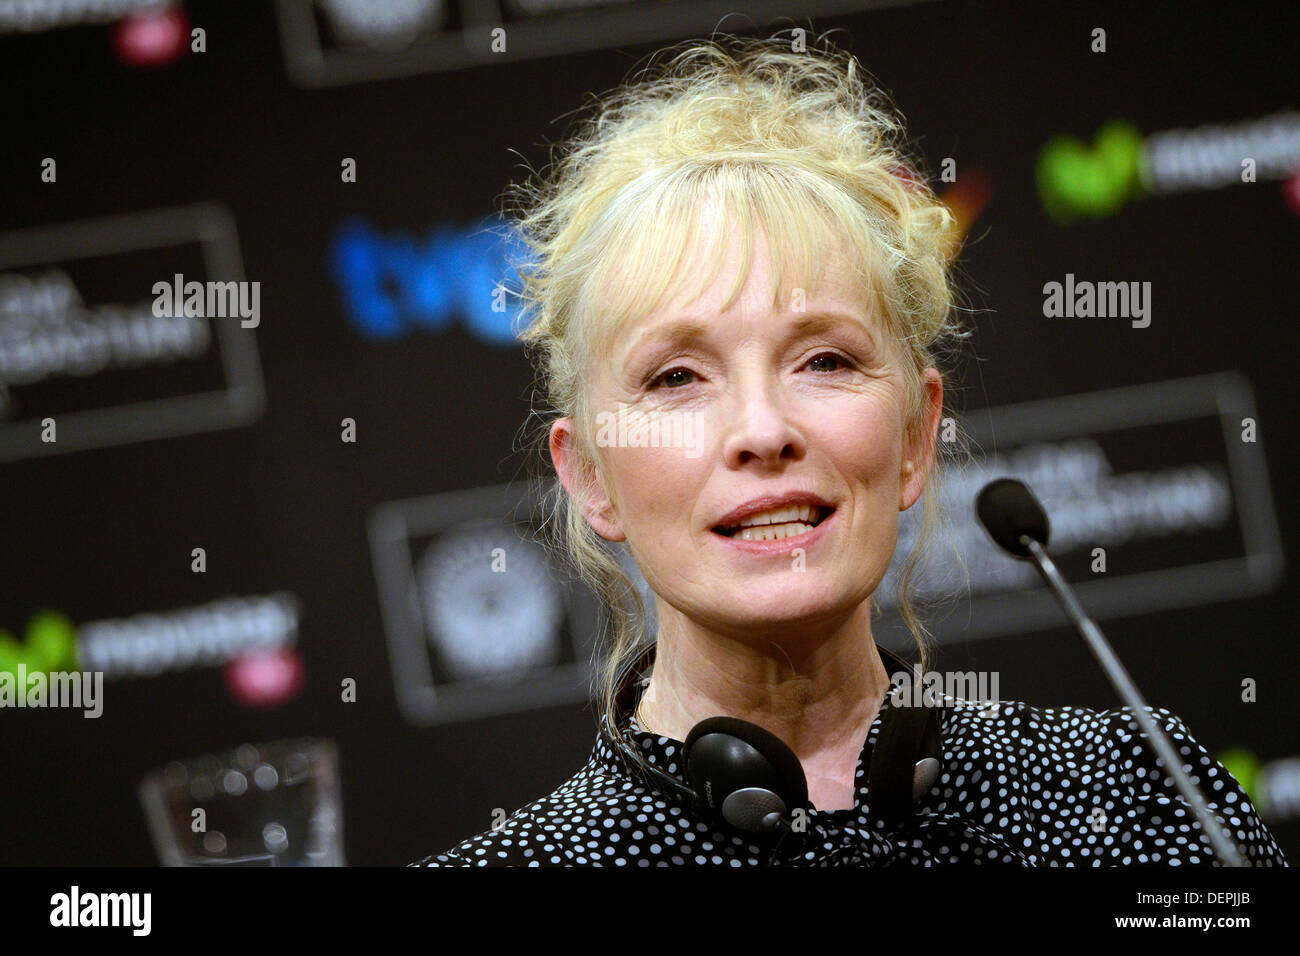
[{"x1": 624, "y1": 310, "x2": 878, "y2": 357}]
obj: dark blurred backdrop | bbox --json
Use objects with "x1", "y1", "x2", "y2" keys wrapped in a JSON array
[{"x1": 1, "y1": 0, "x2": 1296, "y2": 866}]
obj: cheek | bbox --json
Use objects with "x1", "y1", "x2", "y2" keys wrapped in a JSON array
[
  {"x1": 820, "y1": 399, "x2": 903, "y2": 477},
  {"x1": 607, "y1": 444, "x2": 702, "y2": 526}
]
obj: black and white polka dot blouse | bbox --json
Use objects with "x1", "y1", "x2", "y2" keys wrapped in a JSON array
[{"x1": 412, "y1": 675, "x2": 1288, "y2": 867}]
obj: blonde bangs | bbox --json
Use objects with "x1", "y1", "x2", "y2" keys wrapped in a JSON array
[{"x1": 574, "y1": 163, "x2": 889, "y2": 370}]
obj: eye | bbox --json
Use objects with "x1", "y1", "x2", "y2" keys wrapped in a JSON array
[
  {"x1": 806, "y1": 351, "x2": 852, "y2": 373},
  {"x1": 648, "y1": 367, "x2": 696, "y2": 389},
  {"x1": 647, "y1": 352, "x2": 853, "y2": 389}
]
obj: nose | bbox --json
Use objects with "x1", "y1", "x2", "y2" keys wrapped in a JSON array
[{"x1": 721, "y1": 371, "x2": 806, "y2": 469}]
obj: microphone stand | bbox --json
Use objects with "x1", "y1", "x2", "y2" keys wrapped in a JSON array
[{"x1": 1021, "y1": 535, "x2": 1247, "y2": 867}]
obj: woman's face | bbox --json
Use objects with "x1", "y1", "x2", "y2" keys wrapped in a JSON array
[{"x1": 551, "y1": 213, "x2": 942, "y2": 643}]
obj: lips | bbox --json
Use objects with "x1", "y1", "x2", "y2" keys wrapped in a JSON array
[
  {"x1": 713, "y1": 505, "x2": 833, "y2": 538},
  {"x1": 712, "y1": 505, "x2": 838, "y2": 553},
  {"x1": 711, "y1": 494, "x2": 835, "y2": 537}
]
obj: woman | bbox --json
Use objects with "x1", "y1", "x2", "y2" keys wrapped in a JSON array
[{"x1": 413, "y1": 34, "x2": 1286, "y2": 866}]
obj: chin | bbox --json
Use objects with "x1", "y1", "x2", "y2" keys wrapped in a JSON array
[{"x1": 715, "y1": 584, "x2": 848, "y2": 625}]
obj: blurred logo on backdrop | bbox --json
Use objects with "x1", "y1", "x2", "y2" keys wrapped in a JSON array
[
  {"x1": 111, "y1": 5, "x2": 190, "y2": 67},
  {"x1": 316, "y1": 0, "x2": 446, "y2": 48},
  {"x1": 1037, "y1": 111, "x2": 1300, "y2": 222},
  {"x1": 0, "y1": 204, "x2": 266, "y2": 461},
  {"x1": 1218, "y1": 748, "x2": 1300, "y2": 826},
  {"x1": 935, "y1": 167, "x2": 991, "y2": 262},
  {"x1": 870, "y1": 371, "x2": 1283, "y2": 650},
  {"x1": 329, "y1": 216, "x2": 530, "y2": 346},
  {"x1": 0, "y1": 593, "x2": 305, "y2": 711},
  {"x1": 274, "y1": 0, "x2": 904, "y2": 86},
  {"x1": 0, "y1": 0, "x2": 191, "y2": 66},
  {"x1": 367, "y1": 480, "x2": 602, "y2": 725}
]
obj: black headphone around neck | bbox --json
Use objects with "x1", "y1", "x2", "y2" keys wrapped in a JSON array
[{"x1": 601, "y1": 643, "x2": 944, "y2": 852}]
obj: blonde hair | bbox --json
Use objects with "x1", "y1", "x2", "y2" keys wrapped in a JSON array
[{"x1": 502, "y1": 31, "x2": 972, "y2": 736}]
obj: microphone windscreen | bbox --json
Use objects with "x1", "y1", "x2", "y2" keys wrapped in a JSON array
[{"x1": 976, "y1": 478, "x2": 1050, "y2": 557}]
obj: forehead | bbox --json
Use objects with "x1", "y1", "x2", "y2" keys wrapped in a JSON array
[{"x1": 593, "y1": 207, "x2": 882, "y2": 362}]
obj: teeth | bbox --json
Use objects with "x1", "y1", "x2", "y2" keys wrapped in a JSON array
[
  {"x1": 732, "y1": 504, "x2": 820, "y2": 530},
  {"x1": 735, "y1": 520, "x2": 816, "y2": 542}
]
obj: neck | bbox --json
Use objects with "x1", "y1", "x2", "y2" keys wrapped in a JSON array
[{"x1": 636, "y1": 601, "x2": 890, "y2": 765}]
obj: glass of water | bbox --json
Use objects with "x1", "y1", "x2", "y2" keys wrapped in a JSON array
[{"x1": 139, "y1": 738, "x2": 345, "y2": 866}]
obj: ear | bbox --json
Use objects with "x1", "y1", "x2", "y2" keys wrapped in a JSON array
[
  {"x1": 550, "y1": 417, "x2": 627, "y2": 542},
  {"x1": 899, "y1": 368, "x2": 944, "y2": 512}
]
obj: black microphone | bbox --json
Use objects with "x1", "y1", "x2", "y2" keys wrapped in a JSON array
[
  {"x1": 976, "y1": 476, "x2": 1050, "y2": 558},
  {"x1": 976, "y1": 478, "x2": 1248, "y2": 867}
]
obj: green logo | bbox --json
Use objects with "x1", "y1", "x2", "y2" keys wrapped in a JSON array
[
  {"x1": 1036, "y1": 121, "x2": 1146, "y2": 223},
  {"x1": 0, "y1": 611, "x2": 79, "y2": 691},
  {"x1": 1217, "y1": 747, "x2": 1264, "y2": 810}
]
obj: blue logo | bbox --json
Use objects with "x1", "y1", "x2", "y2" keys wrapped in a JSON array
[{"x1": 330, "y1": 217, "x2": 532, "y2": 345}]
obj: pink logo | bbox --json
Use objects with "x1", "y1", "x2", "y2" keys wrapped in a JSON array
[
  {"x1": 113, "y1": 9, "x2": 189, "y2": 68},
  {"x1": 224, "y1": 647, "x2": 305, "y2": 708}
]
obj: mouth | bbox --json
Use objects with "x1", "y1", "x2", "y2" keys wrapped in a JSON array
[{"x1": 712, "y1": 505, "x2": 835, "y2": 541}]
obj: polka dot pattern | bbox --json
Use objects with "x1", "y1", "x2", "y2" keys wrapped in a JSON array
[{"x1": 411, "y1": 695, "x2": 1288, "y2": 867}]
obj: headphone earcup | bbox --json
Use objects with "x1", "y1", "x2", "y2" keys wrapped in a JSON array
[
  {"x1": 913, "y1": 704, "x2": 943, "y2": 802},
  {"x1": 868, "y1": 701, "x2": 942, "y2": 827},
  {"x1": 683, "y1": 716, "x2": 809, "y2": 833}
]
